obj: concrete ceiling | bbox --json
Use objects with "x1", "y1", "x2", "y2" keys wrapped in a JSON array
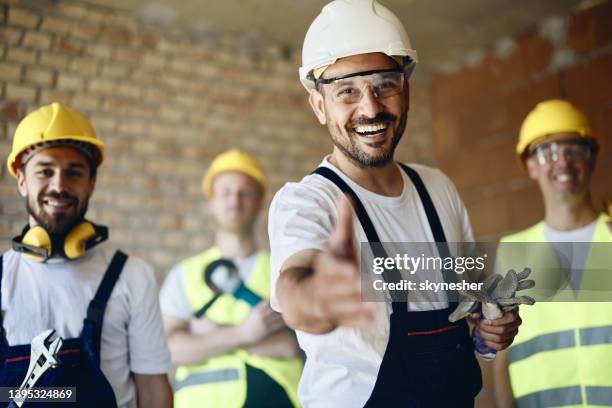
[{"x1": 84, "y1": 0, "x2": 585, "y2": 73}]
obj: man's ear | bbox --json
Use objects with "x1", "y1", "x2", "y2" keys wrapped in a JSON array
[
  {"x1": 525, "y1": 157, "x2": 539, "y2": 180},
  {"x1": 16, "y1": 167, "x2": 27, "y2": 197},
  {"x1": 308, "y1": 89, "x2": 327, "y2": 125}
]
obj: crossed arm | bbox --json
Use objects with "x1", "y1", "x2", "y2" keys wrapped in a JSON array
[{"x1": 163, "y1": 301, "x2": 301, "y2": 366}]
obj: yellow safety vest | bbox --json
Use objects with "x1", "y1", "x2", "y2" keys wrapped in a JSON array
[
  {"x1": 499, "y1": 213, "x2": 612, "y2": 407},
  {"x1": 173, "y1": 247, "x2": 303, "y2": 408}
]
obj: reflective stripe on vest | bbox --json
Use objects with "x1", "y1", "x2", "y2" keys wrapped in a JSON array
[
  {"x1": 508, "y1": 325, "x2": 612, "y2": 363},
  {"x1": 517, "y1": 386, "x2": 612, "y2": 407},
  {"x1": 174, "y1": 368, "x2": 240, "y2": 391},
  {"x1": 500, "y1": 213, "x2": 612, "y2": 406},
  {"x1": 172, "y1": 248, "x2": 302, "y2": 408}
]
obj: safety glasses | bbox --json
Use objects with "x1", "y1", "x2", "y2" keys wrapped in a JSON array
[
  {"x1": 316, "y1": 68, "x2": 405, "y2": 104},
  {"x1": 530, "y1": 140, "x2": 593, "y2": 166}
]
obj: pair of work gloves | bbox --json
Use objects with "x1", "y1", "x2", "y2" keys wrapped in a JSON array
[{"x1": 449, "y1": 267, "x2": 536, "y2": 322}]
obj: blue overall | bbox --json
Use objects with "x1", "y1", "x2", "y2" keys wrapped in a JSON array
[
  {"x1": 0, "y1": 251, "x2": 128, "y2": 407},
  {"x1": 313, "y1": 165, "x2": 482, "y2": 408}
]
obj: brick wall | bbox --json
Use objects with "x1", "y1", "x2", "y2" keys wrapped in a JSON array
[
  {"x1": 432, "y1": 0, "x2": 612, "y2": 240},
  {"x1": 0, "y1": 0, "x2": 434, "y2": 277}
]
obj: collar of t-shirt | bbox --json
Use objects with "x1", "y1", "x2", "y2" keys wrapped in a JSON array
[
  {"x1": 320, "y1": 156, "x2": 410, "y2": 207},
  {"x1": 233, "y1": 251, "x2": 259, "y2": 283}
]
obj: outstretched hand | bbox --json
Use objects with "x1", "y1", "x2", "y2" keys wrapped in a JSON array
[{"x1": 311, "y1": 196, "x2": 375, "y2": 329}]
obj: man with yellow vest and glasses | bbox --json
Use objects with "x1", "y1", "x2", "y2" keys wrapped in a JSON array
[
  {"x1": 1, "y1": 102, "x2": 173, "y2": 407},
  {"x1": 160, "y1": 149, "x2": 303, "y2": 407},
  {"x1": 493, "y1": 99, "x2": 612, "y2": 407}
]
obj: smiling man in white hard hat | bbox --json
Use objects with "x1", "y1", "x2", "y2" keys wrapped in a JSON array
[
  {"x1": 1, "y1": 102, "x2": 172, "y2": 407},
  {"x1": 268, "y1": 1, "x2": 523, "y2": 407},
  {"x1": 492, "y1": 100, "x2": 612, "y2": 407}
]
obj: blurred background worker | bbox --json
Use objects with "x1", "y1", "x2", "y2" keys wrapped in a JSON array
[
  {"x1": 1, "y1": 102, "x2": 172, "y2": 407},
  {"x1": 160, "y1": 149, "x2": 303, "y2": 408},
  {"x1": 493, "y1": 99, "x2": 612, "y2": 407}
]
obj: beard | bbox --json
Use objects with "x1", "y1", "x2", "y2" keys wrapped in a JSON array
[
  {"x1": 26, "y1": 191, "x2": 89, "y2": 239},
  {"x1": 328, "y1": 110, "x2": 407, "y2": 168}
]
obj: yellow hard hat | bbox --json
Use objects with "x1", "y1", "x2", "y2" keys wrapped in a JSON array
[
  {"x1": 6, "y1": 102, "x2": 105, "y2": 177},
  {"x1": 202, "y1": 149, "x2": 267, "y2": 198},
  {"x1": 517, "y1": 99, "x2": 597, "y2": 157}
]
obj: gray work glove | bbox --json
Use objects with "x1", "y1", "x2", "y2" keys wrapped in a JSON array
[{"x1": 449, "y1": 267, "x2": 536, "y2": 322}]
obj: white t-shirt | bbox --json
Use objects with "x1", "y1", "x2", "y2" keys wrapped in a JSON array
[
  {"x1": 1, "y1": 246, "x2": 171, "y2": 408},
  {"x1": 160, "y1": 251, "x2": 259, "y2": 319},
  {"x1": 544, "y1": 219, "x2": 597, "y2": 291},
  {"x1": 268, "y1": 157, "x2": 473, "y2": 407}
]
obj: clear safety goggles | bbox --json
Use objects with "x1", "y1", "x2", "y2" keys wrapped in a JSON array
[
  {"x1": 530, "y1": 140, "x2": 593, "y2": 166},
  {"x1": 315, "y1": 68, "x2": 405, "y2": 104}
]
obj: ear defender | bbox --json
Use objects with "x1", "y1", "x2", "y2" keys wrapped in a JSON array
[
  {"x1": 12, "y1": 221, "x2": 108, "y2": 262},
  {"x1": 13, "y1": 225, "x2": 52, "y2": 261},
  {"x1": 64, "y1": 222, "x2": 107, "y2": 259}
]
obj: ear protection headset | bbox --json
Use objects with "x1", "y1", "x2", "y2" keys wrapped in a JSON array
[
  {"x1": 193, "y1": 258, "x2": 262, "y2": 318},
  {"x1": 12, "y1": 221, "x2": 108, "y2": 262}
]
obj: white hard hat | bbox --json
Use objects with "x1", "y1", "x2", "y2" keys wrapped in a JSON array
[{"x1": 299, "y1": 0, "x2": 418, "y2": 91}]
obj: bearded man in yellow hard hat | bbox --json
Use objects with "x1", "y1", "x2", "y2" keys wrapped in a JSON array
[
  {"x1": 492, "y1": 99, "x2": 612, "y2": 407},
  {"x1": 1, "y1": 102, "x2": 172, "y2": 407},
  {"x1": 159, "y1": 149, "x2": 303, "y2": 408}
]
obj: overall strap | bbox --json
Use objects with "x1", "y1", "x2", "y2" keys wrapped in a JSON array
[
  {"x1": 312, "y1": 167, "x2": 407, "y2": 306},
  {"x1": 313, "y1": 164, "x2": 458, "y2": 308},
  {"x1": 83, "y1": 250, "x2": 128, "y2": 363},
  {"x1": 398, "y1": 164, "x2": 458, "y2": 296},
  {"x1": 0, "y1": 255, "x2": 8, "y2": 354},
  {"x1": 397, "y1": 164, "x2": 448, "y2": 243}
]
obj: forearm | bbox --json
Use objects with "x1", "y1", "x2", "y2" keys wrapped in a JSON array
[
  {"x1": 167, "y1": 325, "x2": 246, "y2": 365},
  {"x1": 492, "y1": 350, "x2": 516, "y2": 408},
  {"x1": 244, "y1": 328, "x2": 301, "y2": 358},
  {"x1": 277, "y1": 267, "x2": 335, "y2": 334},
  {"x1": 134, "y1": 374, "x2": 173, "y2": 408}
]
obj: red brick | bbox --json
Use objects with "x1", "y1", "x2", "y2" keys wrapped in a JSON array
[
  {"x1": 7, "y1": 8, "x2": 40, "y2": 29},
  {"x1": 0, "y1": 101, "x2": 22, "y2": 121},
  {"x1": 432, "y1": 114, "x2": 461, "y2": 160},
  {"x1": 56, "y1": 37, "x2": 86, "y2": 56},
  {"x1": 507, "y1": 184, "x2": 545, "y2": 233},
  {"x1": 567, "y1": 0, "x2": 612, "y2": 55},
  {"x1": 100, "y1": 28, "x2": 130, "y2": 46},
  {"x1": 466, "y1": 194, "x2": 511, "y2": 238},
  {"x1": 439, "y1": 150, "x2": 486, "y2": 192},
  {"x1": 137, "y1": 33, "x2": 157, "y2": 50},
  {"x1": 505, "y1": 75, "x2": 561, "y2": 133},
  {"x1": 564, "y1": 53, "x2": 612, "y2": 110}
]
